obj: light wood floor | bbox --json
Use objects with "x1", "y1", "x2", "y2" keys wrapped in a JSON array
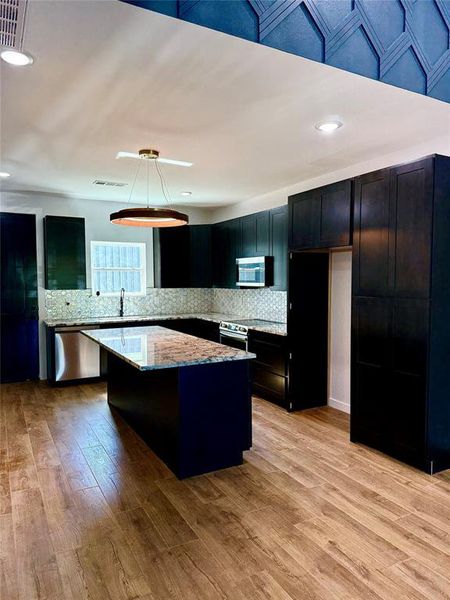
[{"x1": 1, "y1": 382, "x2": 450, "y2": 600}]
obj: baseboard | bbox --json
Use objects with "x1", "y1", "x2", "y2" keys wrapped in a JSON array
[{"x1": 328, "y1": 396, "x2": 350, "y2": 414}]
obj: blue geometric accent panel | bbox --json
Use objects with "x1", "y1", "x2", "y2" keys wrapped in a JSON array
[{"x1": 123, "y1": 0, "x2": 450, "y2": 103}]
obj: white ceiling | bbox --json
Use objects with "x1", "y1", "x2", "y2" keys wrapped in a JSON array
[{"x1": 1, "y1": 0, "x2": 449, "y2": 208}]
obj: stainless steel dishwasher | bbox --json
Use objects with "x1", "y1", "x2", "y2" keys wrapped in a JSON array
[{"x1": 54, "y1": 325, "x2": 100, "y2": 382}]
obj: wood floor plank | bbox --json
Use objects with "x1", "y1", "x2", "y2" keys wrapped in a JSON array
[
  {"x1": 0, "y1": 513, "x2": 18, "y2": 600},
  {"x1": 142, "y1": 488, "x2": 198, "y2": 547},
  {"x1": 2, "y1": 381, "x2": 450, "y2": 600},
  {"x1": 388, "y1": 558, "x2": 450, "y2": 599}
]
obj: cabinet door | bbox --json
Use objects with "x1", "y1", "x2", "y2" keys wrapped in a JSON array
[
  {"x1": 351, "y1": 296, "x2": 392, "y2": 443},
  {"x1": 1, "y1": 213, "x2": 39, "y2": 383},
  {"x1": 153, "y1": 227, "x2": 190, "y2": 288},
  {"x1": 214, "y1": 219, "x2": 241, "y2": 288},
  {"x1": 289, "y1": 189, "x2": 320, "y2": 249},
  {"x1": 44, "y1": 216, "x2": 86, "y2": 290},
  {"x1": 353, "y1": 169, "x2": 391, "y2": 296},
  {"x1": 189, "y1": 225, "x2": 212, "y2": 288},
  {"x1": 227, "y1": 218, "x2": 242, "y2": 287},
  {"x1": 288, "y1": 253, "x2": 329, "y2": 409},
  {"x1": 269, "y1": 205, "x2": 287, "y2": 291},
  {"x1": 389, "y1": 299, "x2": 428, "y2": 461},
  {"x1": 212, "y1": 223, "x2": 227, "y2": 287},
  {"x1": 319, "y1": 180, "x2": 352, "y2": 248},
  {"x1": 392, "y1": 299, "x2": 429, "y2": 377},
  {"x1": 255, "y1": 211, "x2": 270, "y2": 255},
  {"x1": 390, "y1": 158, "x2": 433, "y2": 299},
  {"x1": 240, "y1": 214, "x2": 256, "y2": 257}
]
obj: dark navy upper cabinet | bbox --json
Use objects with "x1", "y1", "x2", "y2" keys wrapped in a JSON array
[
  {"x1": 240, "y1": 210, "x2": 270, "y2": 258},
  {"x1": 255, "y1": 211, "x2": 270, "y2": 256},
  {"x1": 240, "y1": 214, "x2": 256, "y2": 258},
  {"x1": 213, "y1": 208, "x2": 286, "y2": 289},
  {"x1": 351, "y1": 155, "x2": 450, "y2": 474},
  {"x1": 318, "y1": 180, "x2": 353, "y2": 248},
  {"x1": 289, "y1": 180, "x2": 352, "y2": 250},
  {"x1": 212, "y1": 218, "x2": 241, "y2": 288},
  {"x1": 153, "y1": 227, "x2": 190, "y2": 288},
  {"x1": 44, "y1": 216, "x2": 86, "y2": 290},
  {"x1": 289, "y1": 189, "x2": 320, "y2": 249},
  {"x1": 269, "y1": 205, "x2": 288, "y2": 291},
  {"x1": 154, "y1": 225, "x2": 212, "y2": 288},
  {"x1": 189, "y1": 225, "x2": 212, "y2": 288},
  {"x1": 352, "y1": 169, "x2": 391, "y2": 297},
  {"x1": 389, "y1": 159, "x2": 434, "y2": 299}
]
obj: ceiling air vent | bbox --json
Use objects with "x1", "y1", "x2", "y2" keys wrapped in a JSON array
[
  {"x1": 93, "y1": 180, "x2": 127, "y2": 187},
  {"x1": 0, "y1": 0, "x2": 28, "y2": 50}
]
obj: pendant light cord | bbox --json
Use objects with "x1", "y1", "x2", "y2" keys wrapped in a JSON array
[
  {"x1": 147, "y1": 158, "x2": 150, "y2": 208},
  {"x1": 127, "y1": 159, "x2": 142, "y2": 206},
  {"x1": 154, "y1": 159, "x2": 172, "y2": 208}
]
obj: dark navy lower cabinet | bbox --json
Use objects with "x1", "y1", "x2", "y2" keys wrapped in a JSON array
[
  {"x1": 351, "y1": 154, "x2": 450, "y2": 474},
  {"x1": 248, "y1": 330, "x2": 289, "y2": 409},
  {"x1": 1, "y1": 212, "x2": 39, "y2": 383},
  {"x1": 288, "y1": 252, "x2": 329, "y2": 411}
]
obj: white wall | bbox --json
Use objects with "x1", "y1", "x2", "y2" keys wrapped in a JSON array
[
  {"x1": 209, "y1": 137, "x2": 450, "y2": 222},
  {"x1": 328, "y1": 251, "x2": 352, "y2": 414},
  {"x1": 0, "y1": 191, "x2": 211, "y2": 378}
]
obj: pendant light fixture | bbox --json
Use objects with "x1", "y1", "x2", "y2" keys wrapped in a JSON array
[{"x1": 110, "y1": 149, "x2": 188, "y2": 227}]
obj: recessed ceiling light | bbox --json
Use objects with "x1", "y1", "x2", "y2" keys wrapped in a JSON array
[
  {"x1": 180, "y1": 191, "x2": 192, "y2": 196},
  {"x1": 315, "y1": 120, "x2": 343, "y2": 133},
  {"x1": 1, "y1": 49, "x2": 34, "y2": 66},
  {"x1": 0, "y1": 172, "x2": 11, "y2": 178}
]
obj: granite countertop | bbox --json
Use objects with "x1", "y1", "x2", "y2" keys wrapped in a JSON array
[
  {"x1": 82, "y1": 325, "x2": 256, "y2": 371},
  {"x1": 44, "y1": 312, "x2": 287, "y2": 336}
]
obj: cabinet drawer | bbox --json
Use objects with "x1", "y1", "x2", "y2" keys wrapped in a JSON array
[
  {"x1": 252, "y1": 365, "x2": 287, "y2": 398},
  {"x1": 248, "y1": 335, "x2": 287, "y2": 376}
]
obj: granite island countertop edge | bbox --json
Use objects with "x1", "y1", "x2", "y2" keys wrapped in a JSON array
[{"x1": 81, "y1": 326, "x2": 257, "y2": 371}]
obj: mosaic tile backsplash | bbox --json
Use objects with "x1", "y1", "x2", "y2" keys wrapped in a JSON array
[
  {"x1": 44, "y1": 289, "x2": 212, "y2": 320},
  {"x1": 44, "y1": 288, "x2": 287, "y2": 323},
  {"x1": 212, "y1": 289, "x2": 287, "y2": 323}
]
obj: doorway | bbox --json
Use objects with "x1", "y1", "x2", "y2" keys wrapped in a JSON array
[
  {"x1": 328, "y1": 251, "x2": 352, "y2": 414},
  {"x1": 0, "y1": 212, "x2": 39, "y2": 382}
]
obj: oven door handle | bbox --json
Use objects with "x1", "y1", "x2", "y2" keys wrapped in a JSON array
[{"x1": 219, "y1": 331, "x2": 249, "y2": 352}]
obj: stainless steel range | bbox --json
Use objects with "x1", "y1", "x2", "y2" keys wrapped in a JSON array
[
  {"x1": 219, "y1": 319, "x2": 277, "y2": 351},
  {"x1": 219, "y1": 321, "x2": 249, "y2": 351}
]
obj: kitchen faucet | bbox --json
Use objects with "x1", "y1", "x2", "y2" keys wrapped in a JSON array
[{"x1": 119, "y1": 287, "x2": 125, "y2": 317}]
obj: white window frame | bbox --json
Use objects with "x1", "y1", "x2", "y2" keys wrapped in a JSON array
[{"x1": 90, "y1": 240, "x2": 147, "y2": 296}]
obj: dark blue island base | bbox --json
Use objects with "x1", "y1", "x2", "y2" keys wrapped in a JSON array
[{"x1": 106, "y1": 352, "x2": 252, "y2": 479}]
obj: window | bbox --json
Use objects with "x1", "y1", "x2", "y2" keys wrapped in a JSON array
[{"x1": 91, "y1": 241, "x2": 146, "y2": 295}]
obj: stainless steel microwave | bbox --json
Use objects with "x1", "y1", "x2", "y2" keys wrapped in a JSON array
[{"x1": 236, "y1": 256, "x2": 273, "y2": 287}]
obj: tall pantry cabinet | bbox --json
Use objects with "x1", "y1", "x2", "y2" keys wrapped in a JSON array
[{"x1": 351, "y1": 155, "x2": 450, "y2": 474}]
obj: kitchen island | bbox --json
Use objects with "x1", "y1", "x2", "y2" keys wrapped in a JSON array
[{"x1": 82, "y1": 325, "x2": 256, "y2": 478}]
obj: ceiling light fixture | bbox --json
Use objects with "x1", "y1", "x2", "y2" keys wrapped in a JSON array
[
  {"x1": 180, "y1": 191, "x2": 192, "y2": 196},
  {"x1": 315, "y1": 120, "x2": 343, "y2": 133},
  {"x1": 110, "y1": 148, "x2": 189, "y2": 228},
  {"x1": 0, "y1": 172, "x2": 11, "y2": 178},
  {"x1": 116, "y1": 151, "x2": 193, "y2": 168},
  {"x1": 1, "y1": 49, "x2": 33, "y2": 66}
]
